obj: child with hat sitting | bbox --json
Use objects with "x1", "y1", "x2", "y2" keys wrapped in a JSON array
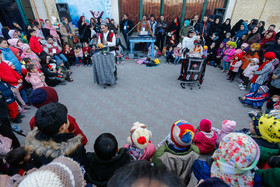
[
  {"x1": 213, "y1": 120, "x2": 236, "y2": 146},
  {"x1": 123, "y1": 122, "x2": 156, "y2": 161},
  {"x1": 193, "y1": 119, "x2": 217, "y2": 154},
  {"x1": 250, "y1": 113, "x2": 280, "y2": 168},
  {"x1": 152, "y1": 120, "x2": 199, "y2": 186},
  {"x1": 239, "y1": 85, "x2": 269, "y2": 109}
]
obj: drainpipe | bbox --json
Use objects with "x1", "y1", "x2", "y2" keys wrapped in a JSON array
[
  {"x1": 181, "y1": 0, "x2": 187, "y2": 26},
  {"x1": 140, "y1": 0, "x2": 143, "y2": 19},
  {"x1": 160, "y1": 0, "x2": 164, "y2": 15}
]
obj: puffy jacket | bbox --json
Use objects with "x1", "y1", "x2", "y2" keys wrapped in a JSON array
[
  {"x1": 0, "y1": 47, "x2": 21, "y2": 71},
  {"x1": 0, "y1": 60, "x2": 22, "y2": 86},
  {"x1": 29, "y1": 36, "x2": 43, "y2": 55},
  {"x1": 25, "y1": 72, "x2": 47, "y2": 89},
  {"x1": 193, "y1": 130, "x2": 217, "y2": 154}
]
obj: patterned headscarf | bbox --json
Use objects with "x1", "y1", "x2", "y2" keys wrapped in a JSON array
[{"x1": 211, "y1": 133, "x2": 260, "y2": 186}]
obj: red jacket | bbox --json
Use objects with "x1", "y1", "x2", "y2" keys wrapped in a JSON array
[
  {"x1": 29, "y1": 114, "x2": 88, "y2": 146},
  {"x1": 0, "y1": 60, "x2": 22, "y2": 86},
  {"x1": 82, "y1": 47, "x2": 91, "y2": 56},
  {"x1": 29, "y1": 36, "x2": 43, "y2": 55},
  {"x1": 193, "y1": 130, "x2": 217, "y2": 154}
]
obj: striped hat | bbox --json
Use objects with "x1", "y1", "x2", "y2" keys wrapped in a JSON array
[{"x1": 258, "y1": 85, "x2": 269, "y2": 94}]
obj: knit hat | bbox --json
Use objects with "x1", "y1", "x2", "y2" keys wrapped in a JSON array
[
  {"x1": 199, "y1": 119, "x2": 212, "y2": 132},
  {"x1": 194, "y1": 40, "x2": 199, "y2": 44},
  {"x1": 171, "y1": 120, "x2": 195, "y2": 148},
  {"x1": 241, "y1": 43, "x2": 249, "y2": 49},
  {"x1": 8, "y1": 30, "x2": 16, "y2": 39},
  {"x1": 235, "y1": 49, "x2": 242, "y2": 54},
  {"x1": 230, "y1": 42, "x2": 237, "y2": 48},
  {"x1": 30, "y1": 87, "x2": 59, "y2": 108},
  {"x1": 251, "y1": 58, "x2": 259, "y2": 64},
  {"x1": 16, "y1": 156, "x2": 84, "y2": 187},
  {"x1": 226, "y1": 41, "x2": 231, "y2": 46},
  {"x1": 264, "y1": 52, "x2": 276, "y2": 60},
  {"x1": 258, "y1": 85, "x2": 269, "y2": 94},
  {"x1": 7, "y1": 38, "x2": 19, "y2": 47},
  {"x1": 127, "y1": 122, "x2": 152, "y2": 149},
  {"x1": 252, "y1": 113, "x2": 280, "y2": 143},
  {"x1": 188, "y1": 28, "x2": 196, "y2": 35},
  {"x1": 222, "y1": 120, "x2": 236, "y2": 133},
  {"x1": 22, "y1": 44, "x2": 31, "y2": 53},
  {"x1": 184, "y1": 20, "x2": 190, "y2": 27},
  {"x1": 250, "y1": 43, "x2": 260, "y2": 51}
]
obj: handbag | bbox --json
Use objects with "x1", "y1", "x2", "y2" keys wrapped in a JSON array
[{"x1": 73, "y1": 36, "x2": 79, "y2": 43}]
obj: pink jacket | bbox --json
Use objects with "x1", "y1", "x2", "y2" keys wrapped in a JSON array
[
  {"x1": 123, "y1": 142, "x2": 156, "y2": 161},
  {"x1": 21, "y1": 52, "x2": 42, "y2": 70},
  {"x1": 193, "y1": 130, "x2": 217, "y2": 154},
  {"x1": 230, "y1": 60, "x2": 242, "y2": 72},
  {"x1": 243, "y1": 63, "x2": 259, "y2": 79},
  {"x1": 25, "y1": 72, "x2": 47, "y2": 89},
  {"x1": 223, "y1": 48, "x2": 235, "y2": 62},
  {"x1": 173, "y1": 47, "x2": 182, "y2": 57}
]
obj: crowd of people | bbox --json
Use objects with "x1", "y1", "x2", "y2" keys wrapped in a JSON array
[{"x1": 0, "y1": 11, "x2": 280, "y2": 187}]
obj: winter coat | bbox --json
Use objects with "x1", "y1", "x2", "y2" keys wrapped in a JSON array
[
  {"x1": 120, "y1": 19, "x2": 133, "y2": 34},
  {"x1": 59, "y1": 23, "x2": 74, "y2": 44},
  {"x1": 179, "y1": 26, "x2": 192, "y2": 43},
  {"x1": 256, "y1": 168, "x2": 280, "y2": 187},
  {"x1": 0, "y1": 82, "x2": 16, "y2": 104},
  {"x1": 243, "y1": 88, "x2": 269, "y2": 107},
  {"x1": 29, "y1": 115, "x2": 88, "y2": 146},
  {"x1": 0, "y1": 60, "x2": 22, "y2": 87},
  {"x1": 244, "y1": 33, "x2": 261, "y2": 45},
  {"x1": 173, "y1": 47, "x2": 182, "y2": 57},
  {"x1": 253, "y1": 61, "x2": 273, "y2": 85},
  {"x1": 271, "y1": 65, "x2": 280, "y2": 89},
  {"x1": 223, "y1": 48, "x2": 235, "y2": 62},
  {"x1": 243, "y1": 63, "x2": 259, "y2": 79},
  {"x1": 207, "y1": 47, "x2": 217, "y2": 61},
  {"x1": 0, "y1": 134, "x2": 12, "y2": 159},
  {"x1": 252, "y1": 137, "x2": 280, "y2": 162},
  {"x1": 234, "y1": 23, "x2": 248, "y2": 39},
  {"x1": 240, "y1": 51, "x2": 259, "y2": 70},
  {"x1": 85, "y1": 148, "x2": 132, "y2": 187},
  {"x1": 21, "y1": 52, "x2": 41, "y2": 70},
  {"x1": 230, "y1": 60, "x2": 242, "y2": 72},
  {"x1": 25, "y1": 72, "x2": 47, "y2": 90},
  {"x1": 123, "y1": 143, "x2": 156, "y2": 161},
  {"x1": 43, "y1": 42, "x2": 62, "y2": 54},
  {"x1": 29, "y1": 36, "x2": 43, "y2": 55},
  {"x1": 148, "y1": 20, "x2": 157, "y2": 35},
  {"x1": 0, "y1": 47, "x2": 21, "y2": 71},
  {"x1": 197, "y1": 21, "x2": 211, "y2": 39},
  {"x1": 193, "y1": 130, "x2": 217, "y2": 154},
  {"x1": 156, "y1": 20, "x2": 168, "y2": 35},
  {"x1": 182, "y1": 36, "x2": 199, "y2": 55},
  {"x1": 25, "y1": 128, "x2": 87, "y2": 167},
  {"x1": 266, "y1": 42, "x2": 280, "y2": 60},
  {"x1": 137, "y1": 20, "x2": 153, "y2": 35},
  {"x1": 168, "y1": 21, "x2": 181, "y2": 38}
]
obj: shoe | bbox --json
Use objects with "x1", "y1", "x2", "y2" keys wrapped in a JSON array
[
  {"x1": 226, "y1": 78, "x2": 230, "y2": 80},
  {"x1": 17, "y1": 113, "x2": 25, "y2": 118},
  {"x1": 238, "y1": 97, "x2": 244, "y2": 103},
  {"x1": 239, "y1": 83, "x2": 244, "y2": 87},
  {"x1": 240, "y1": 86, "x2": 246, "y2": 91},
  {"x1": 88, "y1": 64, "x2": 92, "y2": 67},
  {"x1": 121, "y1": 62, "x2": 125, "y2": 64},
  {"x1": 117, "y1": 62, "x2": 119, "y2": 65},
  {"x1": 23, "y1": 104, "x2": 31, "y2": 110},
  {"x1": 12, "y1": 117, "x2": 22, "y2": 123}
]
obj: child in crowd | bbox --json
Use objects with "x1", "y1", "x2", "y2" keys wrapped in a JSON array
[
  {"x1": 21, "y1": 44, "x2": 41, "y2": 70},
  {"x1": 222, "y1": 32, "x2": 231, "y2": 44},
  {"x1": 228, "y1": 53, "x2": 243, "y2": 82},
  {"x1": 74, "y1": 45, "x2": 83, "y2": 67},
  {"x1": 167, "y1": 34, "x2": 177, "y2": 48},
  {"x1": 239, "y1": 85, "x2": 269, "y2": 109},
  {"x1": 222, "y1": 42, "x2": 236, "y2": 72},
  {"x1": 123, "y1": 122, "x2": 156, "y2": 160},
  {"x1": 25, "y1": 63, "x2": 47, "y2": 90},
  {"x1": 193, "y1": 119, "x2": 217, "y2": 154},
  {"x1": 63, "y1": 44, "x2": 75, "y2": 66},
  {"x1": 8, "y1": 38, "x2": 24, "y2": 57},
  {"x1": 89, "y1": 35, "x2": 98, "y2": 48},
  {"x1": 85, "y1": 133, "x2": 132, "y2": 186},
  {"x1": 250, "y1": 113, "x2": 280, "y2": 168},
  {"x1": 172, "y1": 43, "x2": 182, "y2": 64},
  {"x1": 152, "y1": 120, "x2": 199, "y2": 186},
  {"x1": 207, "y1": 42, "x2": 216, "y2": 66},
  {"x1": 239, "y1": 58, "x2": 259, "y2": 90},
  {"x1": 213, "y1": 120, "x2": 236, "y2": 146},
  {"x1": 216, "y1": 42, "x2": 225, "y2": 68},
  {"x1": 211, "y1": 133, "x2": 260, "y2": 186},
  {"x1": 190, "y1": 40, "x2": 203, "y2": 58},
  {"x1": 6, "y1": 147, "x2": 33, "y2": 176},
  {"x1": 241, "y1": 43, "x2": 249, "y2": 52},
  {"x1": 82, "y1": 42, "x2": 91, "y2": 66},
  {"x1": 29, "y1": 29, "x2": 45, "y2": 56},
  {"x1": 90, "y1": 45, "x2": 97, "y2": 57},
  {"x1": 115, "y1": 44, "x2": 124, "y2": 64},
  {"x1": 203, "y1": 45, "x2": 208, "y2": 57},
  {"x1": 166, "y1": 46, "x2": 174, "y2": 64}
]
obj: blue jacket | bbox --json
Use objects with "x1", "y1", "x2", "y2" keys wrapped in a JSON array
[
  {"x1": 234, "y1": 23, "x2": 249, "y2": 40},
  {"x1": 0, "y1": 82, "x2": 16, "y2": 104},
  {"x1": 0, "y1": 47, "x2": 21, "y2": 71}
]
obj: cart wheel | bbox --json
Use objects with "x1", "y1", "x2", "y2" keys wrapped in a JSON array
[
  {"x1": 190, "y1": 87, "x2": 193, "y2": 90},
  {"x1": 180, "y1": 83, "x2": 186, "y2": 89}
]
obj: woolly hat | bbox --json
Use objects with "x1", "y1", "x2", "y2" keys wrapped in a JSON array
[
  {"x1": 241, "y1": 43, "x2": 249, "y2": 49},
  {"x1": 30, "y1": 87, "x2": 58, "y2": 108},
  {"x1": 199, "y1": 119, "x2": 212, "y2": 132},
  {"x1": 127, "y1": 122, "x2": 152, "y2": 149},
  {"x1": 8, "y1": 30, "x2": 16, "y2": 39},
  {"x1": 222, "y1": 120, "x2": 236, "y2": 133},
  {"x1": 230, "y1": 42, "x2": 237, "y2": 48},
  {"x1": 194, "y1": 40, "x2": 199, "y2": 44},
  {"x1": 177, "y1": 43, "x2": 182, "y2": 48},
  {"x1": 251, "y1": 58, "x2": 259, "y2": 64},
  {"x1": 188, "y1": 28, "x2": 196, "y2": 35},
  {"x1": 252, "y1": 113, "x2": 280, "y2": 143},
  {"x1": 264, "y1": 52, "x2": 276, "y2": 60},
  {"x1": 258, "y1": 85, "x2": 269, "y2": 94},
  {"x1": 226, "y1": 41, "x2": 231, "y2": 46},
  {"x1": 236, "y1": 53, "x2": 243, "y2": 60},
  {"x1": 171, "y1": 120, "x2": 195, "y2": 148},
  {"x1": 16, "y1": 156, "x2": 84, "y2": 187},
  {"x1": 235, "y1": 49, "x2": 242, "y2": 54},
  {"x1": 250, "y1": 43, "x2": 260, "y2": 51},
  {"x1": 184, "y1": 20, "x2": 190, "y2": 27},
  {"x1": 7, "y1": 38, "x2": 19, "y2": 47},
  {"x1": 226, "y1": 32, "x2": 231, "y2": 37},
  {"x1": 22, "y1": 44, "x2": 31, "y2": 53}
]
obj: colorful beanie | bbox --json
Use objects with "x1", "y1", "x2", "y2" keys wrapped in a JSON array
[
  {"x1": 127, "y1": 122, "x2": 152, "y2": 149},
  {"x1": 251, "y1": 58, "x2": 259, "y2": 64},
  {"x1": 15, "y1": 156, "x2": 84, "y2": 187},
  {"x1": 264, "y1": 52, "x2": 276, "y2": 60},
  {"x1": 226, "y1": 41, "x2": 231, "y2": 46},
  {"x1": 235, "y1": 49, "x2": 242, "y2": 54},
  {"x1": 222, "y1": 120, "x2": 236, "y2": 133},
  {"x1": 199, "y1": 119, "x2": 212, "y2": 132},
  {"x1": 171, "y1": 120, "x2": 195, "y2": 148},
  {"x1": 250, "y1": 43, "x2": 260, "y2": 51},
  {"x1": 230, "y1": 42, "x2": 237, "y2": 48},
  {"x1": 252, "y1": 113, "x2": 280, "y2": 143},
  {"x1": 258, "y1": 85, "x2": 269, "y2": 94},
  {"x1": 30, "y1": 87, "x2": 58, "y2": 108},
  {"x1": 184, "y1": 20, "x2": 190, "y2": 27}
]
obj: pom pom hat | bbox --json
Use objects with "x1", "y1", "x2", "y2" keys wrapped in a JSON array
[
  {"x1": 264, "y1": 52, "x2": 276, "y2": 60},
  {"x1": 127, "y1": 122, "x2": 152, "y2": 149},
  {"x1": 171, "y1": 120, "x2": 195, "y2": 148},
  {"x1": 199, "y1": 119, "x2": 212, "y2": 132}
]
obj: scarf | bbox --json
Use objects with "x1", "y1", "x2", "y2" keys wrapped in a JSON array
[
  {"x1": 251, "y1": 60, "x2": 272, "y2": 83},
  {"x1": 260, "y1": 31, "x2": 276, "y2": 46},
  {"x1": 44, "y1": 24, "x2": 58, "y2": 37},
  {"x1": 211, "y1": 133, "x2": 260, "y2": 187},
  {"x1": 229, "y1": 59, "x2": 238, "y2": 71}
]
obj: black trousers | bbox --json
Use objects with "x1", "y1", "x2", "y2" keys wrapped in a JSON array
[
  {"x1": 0, "y1": 118, "x2": 20, "y2": 148},
  {"x1": 156, "y1": 34, "x2": 165, "y2": 51},
  {"x1": 229, "y1": 71, "x2": 237, "y2": 81},
  {"x1": 242, "y1": 77, "x2": 249, "y2": 87}
]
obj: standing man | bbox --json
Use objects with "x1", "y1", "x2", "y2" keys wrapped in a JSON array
[
  {"x1": 98, "y1": 23, "x2": 116, "y2": 51},
  {"x1": 148, "y1": 14, "x2": 157, "y2": 36},
  {"x1": 197, "y1": 16, "x2": 210, "y2": 40},
  {"x1": 156, "y1": 15, "x2": 167, "y2": 51},
  {"x1": 190, "y1": 15, "x2": 200, "y2": 32},
  {"x1": 137, "y1": 15, "x2": 154, "y2": 37},
  {"x1": 120, "y1": 14, "x2": 133, "y2": 50}
]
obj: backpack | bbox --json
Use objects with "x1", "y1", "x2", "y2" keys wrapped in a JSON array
[{"x1": 192, "y1": 159, "x2": 212, "y2": 181}]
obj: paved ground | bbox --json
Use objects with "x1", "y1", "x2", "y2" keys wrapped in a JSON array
[{"x1": 17, "y1": 56, "x2": 254, "y2": 151}]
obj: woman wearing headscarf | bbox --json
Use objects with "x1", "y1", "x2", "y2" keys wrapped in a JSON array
[
  {"x1": 244, "y1": 26, "x2": 261, "y2": 45},
  {"x1": 260, "y1": 30, "x2": 276, "y2": 47},
  {"x1": 89, "y1": 17, "x2": 97, "y2": 37},
  {"x1": 168, "y1": 17, "x2": 181, "y2": 39},
  {"x1": 211, "y1": 133, "x2": 260, "y2": 186},
  {"x1": 221, "y1": 18, "x2": 231, "y2": 40},
  {"x1": 207, "y1": 17, "x2": 222, "y2": 46},
  {"x1": 179, "y1": 20, "x2": 191, "y2": 43},
  {"x1": 59, "y1": 17, "x2": 74, "y2": 48},
  {"x1": 258, "y1": 21, "x2": 265, "y2": 35},
  {"x1": 77, "y1": 16, "x2": 91, "y2": 43},
  {"x1": 44, "y1": 19, "x2": 61, "y2": 45},
  {"x1": 248, "y1": 19, "x2": 259, "y2": 31},
  {"x1": 234, "y1": 22, "x2": 249, "y2": 41},
  {"x1": 231, "y1": 19, "x2": 244, "y2": 36}
]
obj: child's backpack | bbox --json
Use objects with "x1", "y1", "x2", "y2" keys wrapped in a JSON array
[{"x1": 192, "y1": 159, "x2": 212, "y2": 181}]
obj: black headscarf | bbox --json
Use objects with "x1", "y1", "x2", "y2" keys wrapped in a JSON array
[
  {"x1": 209, "y1": 18, "x2": 222, "y2": 37},
  {"x1": 231, "y1": 19, "x2": 244, "y2": 36},
  {"x1": 221, "y1": 18, "x2": 231, "y2": 34},
  {"x1": 258, "y1": 21, "x2": 265, "y2": 34}
]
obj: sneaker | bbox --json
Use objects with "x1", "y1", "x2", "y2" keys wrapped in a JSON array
[
  {"x1": 88, "y1": 64, "x2": 92, "y2": 67},
  {"x1": 240, "y1": 86, "x2": 246, "y2": 91},
  {"x1": 77, "y1": 64, "x2": 80, "y2": 67},
  {"x1": 23, "y1": 104, "x2": 31, "y2": 110},
  {"x1": 239, "y1": 83, "x2": 244, "y2": 87},
  {"x1": 121, "y1": 62, "x2": 125, "y2": 64}
]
